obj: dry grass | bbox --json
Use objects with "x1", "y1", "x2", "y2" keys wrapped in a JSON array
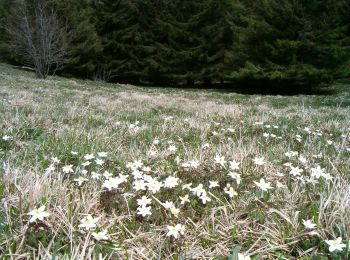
[{"x1": 0, "y1": 63, "x2": 350, "y2": 259}]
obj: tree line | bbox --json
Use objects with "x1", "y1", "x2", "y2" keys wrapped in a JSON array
[{"x1": 0, "y1": 0, "x2": 349, "y2": 89}]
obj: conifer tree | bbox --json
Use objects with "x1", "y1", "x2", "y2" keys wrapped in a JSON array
[
  {"x1": 1, "y1": 0, "x2": 348, "y2": 88},
  {"x1": 194, "y1": 0, "x2": 242, "y2": 85},
  {"x1": 47, "y1": 0, "x2": 103, "y2": 78},
  {"x1": 93, "y1": 0, "x2": 156, "y2": 83},
  {"x1": 0, "y1": 0, "x2": 18, "y2": 61},
  {"x1": 148, "y1": 0, "x2": 205, "y2": 85},
  {"x1": 234, "y1": 0, "x2": 350, "y2": 88}
]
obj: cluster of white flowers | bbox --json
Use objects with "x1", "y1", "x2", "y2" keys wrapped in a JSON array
[
  {"x1": 2, "y1": 135, "x2": 12, "y2": 141},
  {"x1": 79, "y1": 214, "x2": 109, "y2": 241},
  {"x1": 24, "y1": 118, "x2": 350, "y2": 255}
]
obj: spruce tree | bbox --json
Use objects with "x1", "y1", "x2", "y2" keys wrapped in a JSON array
[
  {"x1": 148, "y1": 0, "x2": 205, "y2": 85},
  {"x1": 93, "y1": 0, "x2": 157, "y2": 84},
  {"x1": 194, "y1": 0, "x2": 242, "y2": 85},
  {"x1": 0, "y1": 0, "x2": 18, "y2": 62},
  {"x1": 2, "y1": 0, "x2": 348, "y2": 87},
  {"x1": 234, "y1": 0, "x2": 350, "y2": 88},
  {"x1": 47, "y1": 0, "x2": 103, "y2": 78}
]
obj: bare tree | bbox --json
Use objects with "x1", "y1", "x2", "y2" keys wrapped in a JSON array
[{"x1": 6, "y1": 0, "x2": 70, "y2": 78}]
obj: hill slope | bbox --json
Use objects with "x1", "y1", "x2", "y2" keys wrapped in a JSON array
[{"x1": 0, "y1": 64, "x2": 350, "y2": 259}]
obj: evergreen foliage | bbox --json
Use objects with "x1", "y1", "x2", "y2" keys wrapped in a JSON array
[
  {"x1": 0, "y1": 0, "x2": 16, "y2": 61},
  {"x1": 232, "y1": 0, "x2": 350, "y2": 88},
  {"x1": 47, "y1": 0, "x2": 103, "y2": 78},
  {"x1": 1, "y1": 0, "x2": 349, "y2": 89}
]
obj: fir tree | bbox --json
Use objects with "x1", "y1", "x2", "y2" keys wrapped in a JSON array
[
  {"x1": 93, "y1": 0, "x2": 157, "y2": 83},
  {"x1": 234, "y1": 0, "x2": 350, "y2": 88},
  {"x1": 1, "y1": 0, "x2": 348, "y2": 88},
  {"x1": 47, "y1": 0, "x2": 103, "y2": 78},
  {"x1": 194, "y1": 0, "x2": 242, "y2": 85}
]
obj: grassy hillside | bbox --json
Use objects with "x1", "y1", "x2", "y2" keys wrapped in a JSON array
[{"x1": 0, "y1": 63, "x2": 350, "y2": 259}]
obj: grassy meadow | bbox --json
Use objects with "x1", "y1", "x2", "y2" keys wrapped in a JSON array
[{"x1": 0, "y1": 63, "x2": 350, "y2": 259}]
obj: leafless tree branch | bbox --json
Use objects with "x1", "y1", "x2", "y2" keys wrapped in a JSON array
[{"x1": 5, "y1": 0, "x2": 70, "y2": 78}]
